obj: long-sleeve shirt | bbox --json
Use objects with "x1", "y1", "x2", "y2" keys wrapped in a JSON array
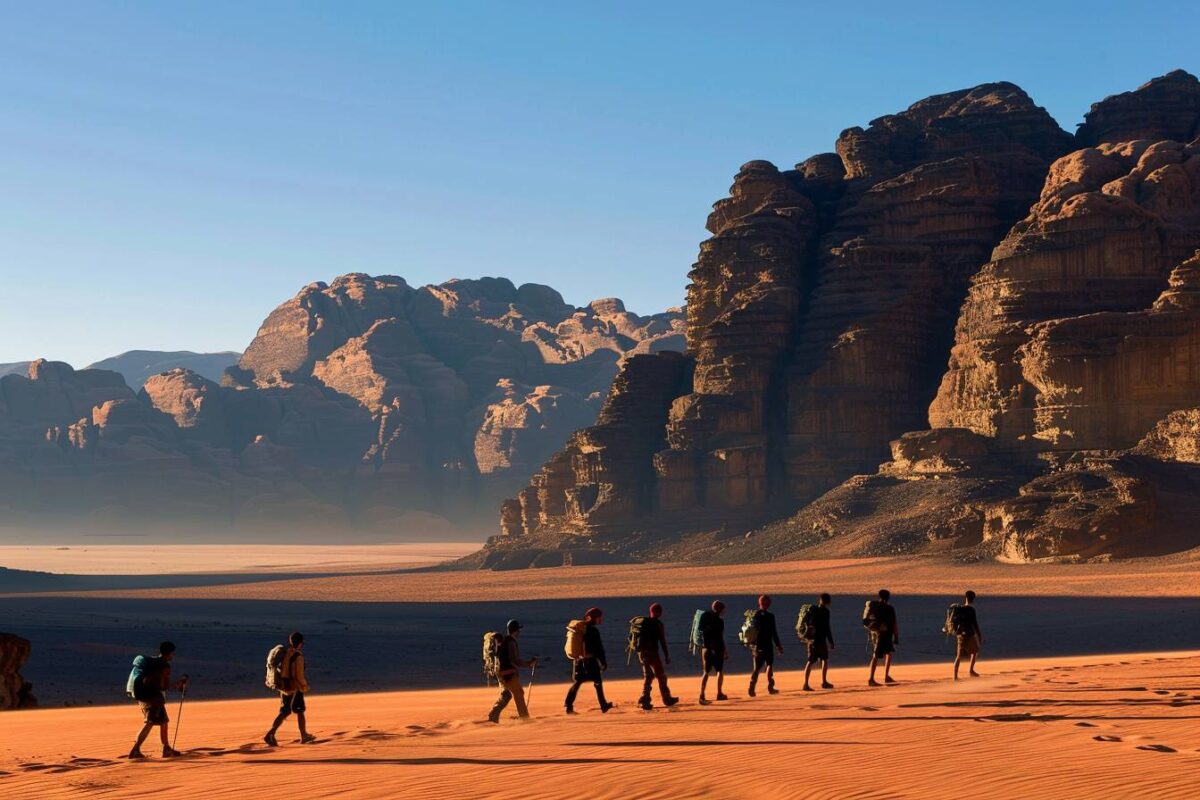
[
  {"x1": 499, "y1": 635, "x2": 534, "y2": 675},
  {"x1": 583, "y1": 623, "x2": 606, "y2": 669},
  {"x1": 638, "y1": 617, "x2": 669, "y2": 660},
  {"x1": 283, "y1": 648, "x2": 310, "y2": 693},
  {"x1": 813, "y1": 605, "x2": 835, "y2": 647},
  {"x1": 753, "y1": 610, "x2": 781, "y2": 650}
]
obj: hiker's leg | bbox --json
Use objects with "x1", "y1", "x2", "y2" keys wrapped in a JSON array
[
  {"x1": 593, "y1": 674, "x2": 609, "y2": 707},
  {"x1": 749, "y1": 651, "x2": 761, "y2": 691},
  {"x1": 655, "y1": 659, "x2": 671, "y2": 700},
  {"x1": 640, "y1": 658, "x2": 654, "y2": 703},
  {"x1": 969, "y1": 652, "x2": 979, "y2": 676},
  {"x1": 296, "y1": 712, "x2": 309, "y2": 738},
  {"x1": 565, "y1": 678, "x2": 583, "y2": 709},
  {"x1": 716, "y1": 669, "x2": 725, "y2": 696},
  {"x1": 884, "y1": 653, "x2": 893, "y2": 679},
  {"x1": 133, "y1": 722, "x2": 153, "y2": 752},
  {"x1": 158, "y1": 723, "x2": 170, "y2": 747},
  {"x1": 700, "y1": 671, "x2": 709, "y2": 698},
  {"x1": 767, "y1": 660, "x2": 776, "y2": 690},
  {"x1": 804, "y1": 660, "x2": 813, "y2": 688},
  {"x1": 954, "y1": 653, "x2": 961, "y2": 679},
  {"x1": 868, "y1": 655, "x2": 878, "y2": 682},
  {"x1": 489, "y1": 686, "x2": 512, "y2": 721},
  {"x1": 510, "y1": 679, "x2": 529, "y2": 718},
  {"x1": 821, "y1": 658, "x2": 829, "y2": 685}
]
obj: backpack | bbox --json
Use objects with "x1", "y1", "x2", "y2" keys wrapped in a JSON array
[
  {"x1": 564, "y1": 619, "x2": 587, "y2": 660},
  {"x1": 265, "y1": 644, "x2": 289, "y2": 691},
  {"x1": 862, "y1": 600, "x2": 888, "y2": 633},
  {"x1": 126, "y1": 655, "x2": 163, "y2": 701},
  {"x1": 482, "y1": 631, "x2": 504, "y2": 683},
  {"x1": 944, "y1": 604, "x2": 969, "y2": 636},
  {"x1": 738, "y1": 609, "x2": 759, "y2": 648},
  {"x1": 689, "y1": 609, "x2": 706, "y2": 655},
  {"x1": 796, "y1": 604, "x2": 817, "y2": 642},
  {"x1": 626, "y1": 616, "x2": 649, "y2": 664}
]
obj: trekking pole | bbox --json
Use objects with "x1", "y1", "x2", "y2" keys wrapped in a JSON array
[
  {"x1": 526, "y1": 661, "x2": 538, "y2": 710},
  {"x1": 172, "y1": 678, "x2": 189, "y2": 752}
]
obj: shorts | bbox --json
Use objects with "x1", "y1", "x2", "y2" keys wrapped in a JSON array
[
  {"x1": 956, "y1": 634, "x2": 980, "y2": 658},
  {"x1": 279, "y1": 691, "x2": 306, "y2": 716},
  {"x1": 702, "y1": 648, "x2": 725, "y2": 675},
  {"x1": 139, "y1": 699, "x2": 169, "y2": 725},
  {"x1": 871, "y1": 632, "x2": 895, "y2": 658},
  {"x1": 753, "y1": 647, "x2": 776, "y2": 668},
  {"x1": 805, "y1": 641, "x2": 829, "y2": 664}
]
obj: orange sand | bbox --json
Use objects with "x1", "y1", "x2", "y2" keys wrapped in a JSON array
[
  {"x1": 30, "y1": 552, "x2": 1200, "y2": 602},
  {"x1": 2, "y1": 652, "x2": 1197, "y2": 799}
]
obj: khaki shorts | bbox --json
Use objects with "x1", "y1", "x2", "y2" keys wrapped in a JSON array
[
  {"x1": 956, "y1": 634, "x2": 980, "y2": 658},
  {"x1": 139, "y1": 700, "x2": 169, "y2": 725}
]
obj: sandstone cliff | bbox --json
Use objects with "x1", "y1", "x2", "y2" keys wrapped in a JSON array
[
  {"x1": 0, "y1": 277, "x2": 682, "y2": 539},
  {"x1": 486, "y1": 70, "x2": 1200, "y2": 567}
]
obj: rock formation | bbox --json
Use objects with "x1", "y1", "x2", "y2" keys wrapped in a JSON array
[
  {"x1": 0, "y1": 278, "x2": 682, "y2": 538},
  {"x1": 0, "y1": 633, "x2": 36, "y2": 710},
  {"x1": 484, "y1": 69, "x2": 1200, "y2": 566}
]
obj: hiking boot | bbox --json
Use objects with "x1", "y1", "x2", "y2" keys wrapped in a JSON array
[
  {"x1": 127, "y1": 749, "x2": 146, "y2": 760},
  {"x1": 263, "y1": 732, "x2": 279, "y2": 747},
  {"x1": 699, "y1": 696, "x2": 711, "y2": 706},
  {"x1": 300, "y1": 734, "x2": 317, "y2": 744},
  {"x1": 638, "y1": 699, "x2": 654, "y2": 711},
  {"x1": 600, "y1": 702, "x2": 615, "y2": 714},
  {"x1": 748, "y1": 686, "x2": 757, "y2": 697},
  {"x1": 868, "y1": 679, "x2": 881, "y2": 687},
  {"x1": 565, "y1": 707, "x2": 578, "y2": 715},
  {"x1": 487, "y1": 715, "x2": 500, "y2": 724},
  {"x1": 802, "y1": 685, "x2": 814, "y2": 692},
  {"x1": 663, "y1": 696, "x2": 680, "y2": 707},
  {"x1": 161, "y1": 746, "x2": 181, "y2": 758},
  {"x1": 969, "y1": 671, "x2": 981, "y2": 678},
  {"x1": 768, "y1": 686, "x2": 780, "y2": 695},
  {"x1": 821, "y1": 682, "x2": 834, "y2": 689},
  {"x1": 715, "y1": 693, "x2": 729, "y2": 701},
  {"x1": 884, "y1": 676, "x2": 897, "y2": 685}
]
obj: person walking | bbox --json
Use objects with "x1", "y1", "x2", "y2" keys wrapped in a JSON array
[
  {"x1": 264, "y1": 632, "x2": 315, "y2": 746},
  {"x1": 698, "y1": 601, "x2": 728, "y2": 705},
  {"x1": 865, "y1": 590, "x2": 899, "y2": 686},
  {"x1": 952, "y1": 590, "x2": 983, "y2": 680},
  {"x1": 636, "y1": 603, "x2": 679, "y2": 710},
  {"x1": 128, "y1": 641, "x2": 188, "y2": 759},
  {"x1": 489, "y1": 619, "x2": 539, "y2": 722},
  {"x1": 748, "y1": 595, "x2": 783, "y2": 697},
  {"x1": 565, "y1": 607, "x2": 614, "y2": 715},
  {"x1": 802, "y1": 593, "x2": 836, "y2": 691}
]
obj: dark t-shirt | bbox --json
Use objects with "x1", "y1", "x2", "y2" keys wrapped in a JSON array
[
  {"x1": 638, "y1": 617, "x2": 667, "y2": 656},
  {"x1": 753, "y1": 609, "x2": 781, "y2": 651},
  {"x1": 958, "y1": 605, "x2": 979, "y2": 636},
  {"x1": 584, "y1": 623, "x2": 606, "y2": 668},
  {"x1": 135, "y1": 656, "x2": 169, "y2": 702},
  {"x1": 812, "y1": 605, "x2": 834, "y2": 646},
  {"x1": 879, "y1": 604, "x2": 898, "y2": 638},
  {"x1": 700, "y1": 611, "x2": 725, "y2": 652}
]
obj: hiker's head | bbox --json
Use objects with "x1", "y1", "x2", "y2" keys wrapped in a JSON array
[
  {"x1": 712, "y1": 600, "x2": 726, "y2": 616},
  {"x1": 964, "y1": 590, "x2": 976, "y2": 604},
  {"x1": 159, "y1": 641, "x2": 176, "y2": 661},
  {"x1": 507, "y1": 619, "x2": 523, "y2": 636},
  {"x1": 585, "y1": 607, "x2": 603, "y2": 624},
  {"x1": 289, "y1": 631, "x2": 305, "y2": 649},
  {"x1": 649, "y1": 602, "x2": 663, "y2": 619},
  {"x1": 819, "y1": 592, "x2": 832, "y2": 606},
  {"x1": 758, "y1": 594, "x2": 772, "y2": 610},
  {"x1": 878, "y1": 589, "x2": 891, "y2": 602}
]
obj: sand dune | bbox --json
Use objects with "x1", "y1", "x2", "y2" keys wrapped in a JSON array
[
  {"x1": 3, "y1": 652, "x2": 1198, "y2": 799},
  {"x1": 28, "y1": 551, "x2": 1200, "y2": 602}
]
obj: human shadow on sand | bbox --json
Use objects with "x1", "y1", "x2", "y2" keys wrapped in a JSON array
[{"x1": 566, "y1": 740, "x2": 863, "y2": 747}]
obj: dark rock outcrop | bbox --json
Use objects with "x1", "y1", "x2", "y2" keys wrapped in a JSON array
[{"x1": 0, "y1": 633, "x2": 36, "y2": 710}]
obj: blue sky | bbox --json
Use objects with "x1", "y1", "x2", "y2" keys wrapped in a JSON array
[{"x1": 0, "y1": 1, "x2": 1195, "y2": 366}]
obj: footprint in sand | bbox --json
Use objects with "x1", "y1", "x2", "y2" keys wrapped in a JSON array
[
  {"x1": 1074, "y1": 722, "x2": 1098, "y2": 728},
  {"x1": 1093, "y1": 735, "x2": 1122, "y2": 742},
  {"x1": 1136, "y1": 744, "x2": 1177, "y2": 753}
]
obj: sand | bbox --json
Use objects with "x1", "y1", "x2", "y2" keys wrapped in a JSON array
[
  {"x1": 30, "y1": 552, "x2": 1200, "y2": 602},
  {"x1": 3, "y1": 651, "x2": 1197, "y2": 799},
  {"x1": 0, "y1": 543, "x2": 480, "y2": 576}
]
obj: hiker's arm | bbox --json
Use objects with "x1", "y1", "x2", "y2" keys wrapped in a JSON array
[
  {"x1": 661, "y1": 628, "x2": 671, "y2": 663},
  {"x1": 893, "y1": 617, "x2": 900, "y2": 645},
  {"x1": 295, "y1": 655, "x2": 310, "y2": 692}
]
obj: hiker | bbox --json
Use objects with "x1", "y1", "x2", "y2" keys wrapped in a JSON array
[
  {"x1": 952, "y1": 590, "x2": 983, "y2": 680},
  {"x1": 802, "y1": 593, "x2": 836, "y2": 691},
  {"x1": 865, "y1": 589, "x2": 899, "y2": 686},
  {"x1": 698, "y1": 600, "x2": 728, "y2": 705},
  {"x1": 634, "y1": 603, "x2": 679, "y2": 710},
  {"x1": 489, "y1": 619, "x2": 539, "y2": 722},
  {"x1": 265, "y1": 631, "x2": 315, "y2": 746},
  {"x1": 565, "y1": 607, "x2": 613, "y2": 714},
  {"x1": 128, "y1": 641, "x2": 188, "y2": 759},
  {"x1": 748, "y1": 594, "x2": 783, "y2": 697}
]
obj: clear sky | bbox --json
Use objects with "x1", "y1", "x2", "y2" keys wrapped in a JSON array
[{"x1": 0, "y1": 1, "x2": 1195, "y2": 366}]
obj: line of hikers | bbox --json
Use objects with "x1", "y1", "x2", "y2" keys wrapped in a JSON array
[
  {"x1": 123, "y1": 590, "x2": 984, "y2": 753},
  {"x1": 483, "y1": 589, "x2": 983, "y2": 723}
]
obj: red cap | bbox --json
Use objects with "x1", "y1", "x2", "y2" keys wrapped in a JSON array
[
  {"x1": 649, "y1": 602, "x2": 663, "y2": 617},
  {"x1": 759, "y1": 594, "x2": 772, "y2": 609},
  {"x1": 584, "y1": 607, "x2": 603, "y2": 621}
]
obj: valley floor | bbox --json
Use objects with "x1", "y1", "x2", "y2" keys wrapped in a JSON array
[{"x1": 2, "y1": 652, "x2": 1198, "y2": 799}]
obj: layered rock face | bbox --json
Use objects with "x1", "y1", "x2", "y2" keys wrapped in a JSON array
[
  {"x1": 489, "y1": 70, "x2": 1200, "y2": 566},
  {"x1": 0, "y1": 276, "x2": 682, "y2": 537},
  {"x1": 0, "y1": 633, "x2": 36, "y2": 710}
]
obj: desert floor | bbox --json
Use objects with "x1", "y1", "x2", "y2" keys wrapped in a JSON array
[{"x1": 2, "y1": 651, "x2": 1198, "y2": 799}]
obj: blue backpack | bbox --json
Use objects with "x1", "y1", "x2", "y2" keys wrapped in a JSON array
[{"x1": 126, "y1": 655, "x2": 162, "y2": 700}]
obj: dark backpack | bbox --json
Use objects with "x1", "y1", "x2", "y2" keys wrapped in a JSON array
[
  {"x1": 796, "y1": 604, "x2": 817, "y2": 642},
  {"x1": 265, "y1": 644, "x2": 288, "y2": 691},
  {"x1": 862, "y1": 600, "x2": 888, "y2": 633},
  {"x1": 689, "y1": 609, "x2": 707, "y2": 655},
  {"x1": 626, "y1": 616, "x2": 650, "y2": 663},
  {"x1": 945, "y1": 604, "x2": 970, "y2": 636}
]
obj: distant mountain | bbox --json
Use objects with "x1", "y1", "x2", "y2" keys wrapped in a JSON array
[
  {"x1": 0, "y1": 362, "x2": 31, "y2": 377},
  {"x1": 85, "y1": 350, "x2": 241, "y2": 387}
]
